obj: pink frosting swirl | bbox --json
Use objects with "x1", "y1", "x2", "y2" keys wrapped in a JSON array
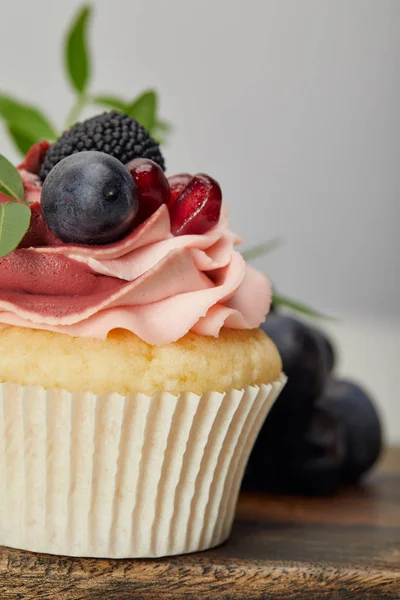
[{"x1": 0, "y1": 172, "x2": 271, "y2": 345}]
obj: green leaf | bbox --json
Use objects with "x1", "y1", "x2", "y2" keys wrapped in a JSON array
[
  {"x1": 273, "y1": 293, "x2": 333, "y2": 320},
  {"x1": 154, "y1": 120, "x2": 171, "y2": 133},
  {"x1": 241, "y1": 237, "x2": 282, "y2": 261},
  {"x1": 0, "y1": 203, "x2": 31, "y2": 258},
  {"x1": 65, "y1": 5, "x2": 92, "y2": 94},
  {"x1": 0, "y1": 95, "x2": 57, "y2": 142},
  {"x1": 152, "y1": 119, "x2": 172, "y2": 144},
  {"x1": 0, "y1": 154, "x2": 24, "y2": 202},
  {"x1": 6, "y1": 124, "x2": 36, "y2": 156},
  {"x1": 92, "y1": 95, "x2": 128, "y2": 113},
  {"x1": 127, "y1": 90, "x2": 158, "y2": 132}
]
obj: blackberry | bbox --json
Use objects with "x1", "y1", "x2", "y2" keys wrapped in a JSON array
[{"x1": 40, "y1": 112, "x2": 165, "y2": 181}]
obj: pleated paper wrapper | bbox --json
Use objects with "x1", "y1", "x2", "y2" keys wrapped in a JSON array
[{"x1": 0, "y1": 375, "x2": 285, "y2": 558}]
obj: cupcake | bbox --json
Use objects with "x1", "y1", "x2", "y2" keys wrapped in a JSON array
[{"x1": 0, "y1": 112, "x2": 285, "y2": 558}]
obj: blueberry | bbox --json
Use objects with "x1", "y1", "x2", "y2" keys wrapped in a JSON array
[
  {"x1": 261, "y1": 314, "x2": 330, "y2": 414},
  {"x1": 41, "y1": 151, "x2": 139, "y2": 245},
  {"x1": 318, "y1": 379, "x2": 382, "y2": 482}
]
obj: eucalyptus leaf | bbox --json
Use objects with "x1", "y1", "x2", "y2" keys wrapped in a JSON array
[
  {"x1": 241, "y1": 237, "x2": 282, "y2": 261},
  {"x1": 0, "y1": 203, "x2": 31, "y2": 258},
  {"x1": 6, "y1": 124, "x2": 36, "y2": 156},
  {"x1": 92, "y1": 95, "x2": 128, "y2": 113},
  {"x1": 65, "y1": 5, "x2": 92, "y2": 94},
  {"x1": 273, "y1": 293, "x2": 333, "y2": 320},
  {"x1": 127, "y1": 90, "x2": 157, "y2": 132},
  {"x1": 0, "y1": 154, "x2": 25, "y2": 202},
  {"x1": 0, "y1": 95, "x2": 57, "y2": 142}
]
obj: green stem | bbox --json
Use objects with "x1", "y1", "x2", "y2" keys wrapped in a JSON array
[
  {"x1": 65, "y1": 94, "x2": 89, "y2": 128},
  {"x1": 273, "y1": 293, "x2": 334, "y2": 321},
  {"x1": 241, "y1": 237, "x2": 282, "y2": 261}
]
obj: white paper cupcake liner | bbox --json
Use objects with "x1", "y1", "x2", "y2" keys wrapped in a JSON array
[{"x1": 0, "y1": 375, "x2": 285, "y2": 558}]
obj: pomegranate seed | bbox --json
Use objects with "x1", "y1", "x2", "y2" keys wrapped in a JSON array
[
  {"x1": 19, "y1": 203, "x2": 60, "y2": 248},
  {"x1": 126, "y1": 158, "x2": 170, "y2": 224},
  {"x1": 168, "y1": 173, "x2": 192, "y2": 207},
  {"x1": 18, "y1": 140, "x2": 51, "y2": 175},
  {"x1": 169, "y1": 174, "x2": 222, "y2": 236}
]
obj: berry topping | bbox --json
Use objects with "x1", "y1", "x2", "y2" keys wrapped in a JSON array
[
  {"x1": 41, "y1": 151, "x2": 139, "y2": 245},
  {"x1": 126, "y1": 158, "x2": 170, "y2": 224},
  {"x1": 169, "y1": 174, "x2": 222, "y2": 236},
  {"x1": 168, "y1": 173, "x2": 192, "y2": 207},
  {"x1": 40, "y1": 111, "x2": 165, "y2": 181}
]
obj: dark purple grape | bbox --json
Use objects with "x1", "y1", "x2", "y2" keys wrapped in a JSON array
[
  {"x1": 318, "y1": 379, "x2": 382, "y2": 482},
  {"x1": 293, "y1": 406, "x2": 345, "y2": 494},
  {"x1": 244, "y1": 314, "x2": 333, "y2": 494},
  {"x1": 261, "y1": 314, "x2": 330, "y2": 414},
  {"x1": 310, "y1": 326, "x2": 336, "y2": 373},
  {"x1": 41, "y1": 151, "x2": 138, "y2": 245},
  {"x1": 243, "y1": 405, "x2": 345, "y2": 495}
]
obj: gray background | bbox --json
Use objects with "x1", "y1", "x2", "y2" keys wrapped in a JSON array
[{"x1": 0, "y1": 0, "x2": 399, "y2": 439}]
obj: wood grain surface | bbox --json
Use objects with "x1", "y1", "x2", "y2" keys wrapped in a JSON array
[{"x1": 1, "y1": 448, "x2": 399, "y2": 600}]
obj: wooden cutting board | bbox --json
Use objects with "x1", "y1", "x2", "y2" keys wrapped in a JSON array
[{"x1": 1, "y1": 448, "x2": 399, "y2": 599}]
